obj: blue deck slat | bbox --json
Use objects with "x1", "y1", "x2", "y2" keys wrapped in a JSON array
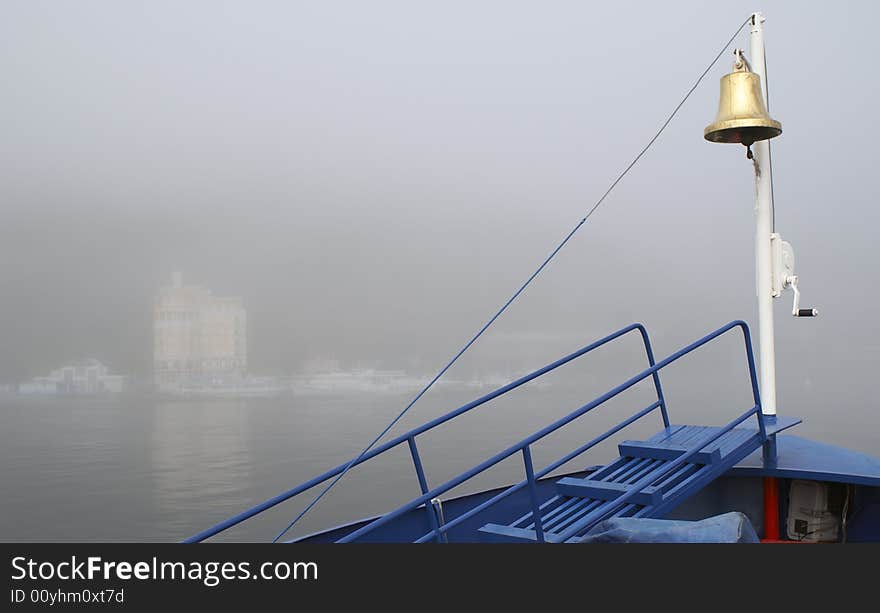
[
  {"x1": 521, "y1": 496, "x2": 577, "y2": 530},
  {"x1": 603, "y1": 456, "x2": 647, "y2": 483},
  {"x1": 651, "y1": 462, "x2": 700, "y2": 492},
  {"x1": 644, "y1": 424, "x2": 688, "y2": 443},
  {"x1": 556, "y1": 478, "x2": 662, "y2": 506},
  {"x1": 617, "y1": 441, "x2": 721, "y2": 465},
  {"x1": 703, "y1": 427, "x2": 747, "y2": 454},
  {"x1": 511, "y1": 494, "x2": 564, "y2": 528},
  {"x1": 721, "y1": 429, "x2": 756, "y2": 455},
  {"x1": 623, "y1": 459, "x2": 663, "y2": 484},
  {"x1": 548, "y1": 499, "x2": 604, "y2": 532},
  {"x1": 612, "y1": 457, "x2": 652, "y2": 483},
  {"x1": 561, "y1": 503, "x2": 641, "y2": 542},
  {"x1": 586, "y1": 456, "x2": 631, "y2": 481},
  {"x1": 650, "y1": 424, "x2": 689, "y2": 445},
  {"x1": 667, "y1": 425, "x2": 709, "y2": 447},
  {"x1": 542, "y1": 496, "x2": 598, "y2": 531},
  {"x1": 535, "y1": 494, "x2": 592, "y2": 529}
]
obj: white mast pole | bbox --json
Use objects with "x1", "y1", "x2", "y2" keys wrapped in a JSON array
[{"x1": 749, "y1": 12, "x2": 777, "y2": 418}]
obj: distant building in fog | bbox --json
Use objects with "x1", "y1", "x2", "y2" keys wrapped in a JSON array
[
  {"x1": 153, "y1": 272, "x2": 247, "y2": 391},
  {"x1": 19, "y1": 359, "x2": 128, "y2": 394}
]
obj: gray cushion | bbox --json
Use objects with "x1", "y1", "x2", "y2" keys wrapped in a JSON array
[{"x1": 578, "y1": 511, "x2": 759, "y2": 543}]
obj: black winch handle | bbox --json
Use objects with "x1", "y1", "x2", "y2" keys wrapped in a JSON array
[{"x1": 788, "y1": 276, "x2": 818, "y2": 318}]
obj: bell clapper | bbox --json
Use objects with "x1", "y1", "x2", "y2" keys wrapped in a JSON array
[{"x1": 748, "y1": 143, "x2": 760, "y2": 178}]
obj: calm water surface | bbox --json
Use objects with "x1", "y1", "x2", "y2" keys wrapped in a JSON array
[{"x1": 1, "y1": 374, "x2": 874, "y2": 542}]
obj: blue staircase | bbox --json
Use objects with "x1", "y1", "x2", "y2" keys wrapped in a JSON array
[
  {"x1": 479, "y1": 423, "x2": 767, "y2": 543},
  {"x1": 184, "y1": 320, "x2": 795, "y2": 544}
]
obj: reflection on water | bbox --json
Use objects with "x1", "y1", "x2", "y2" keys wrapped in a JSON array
[
  {"x1": 0, "y1": 383, "x2": 643, "y2": 542},
  {"x1": 150, "y1": 401, "x2": 253, "y2": 538}
]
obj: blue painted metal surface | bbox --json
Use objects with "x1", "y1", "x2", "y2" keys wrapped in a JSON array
[
  {"x1": 336, "y1": 320, "x2": 764, "y2": 543},
  {"x1": 479, "y1": 412, "x2": 768, "y2": 542},
  {"x1": 184, "y1": 322, "x2": 663, "y2": 543},
  {"x1": 731, "y1": 435, "x2": 880, "y2": 487}
]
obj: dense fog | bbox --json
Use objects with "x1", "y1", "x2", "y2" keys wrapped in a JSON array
[{"x1": 2, "y1": 1, "x2": 878, "y2": 413}]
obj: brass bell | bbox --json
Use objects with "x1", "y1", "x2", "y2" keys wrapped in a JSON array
[{"x1": 704, "y1": 61, "x2": 781, "y2": 146}]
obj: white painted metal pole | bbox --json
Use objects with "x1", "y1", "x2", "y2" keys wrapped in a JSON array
[{"x1": 750, "y1": 12, "x2": 777, "y2": 416}]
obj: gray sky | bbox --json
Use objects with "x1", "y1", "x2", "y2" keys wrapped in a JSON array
[{"x1": 2, "y1": 1, "x2": 879, "y2": 422}]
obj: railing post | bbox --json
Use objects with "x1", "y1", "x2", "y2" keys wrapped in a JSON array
[
  {"x1": 638, "y1": 325, "x2": 670, "y2": 428},
  {"x1": 521, "y1": 446, "x2": 545, "y2": 543},
  {"x1": 738, "y1": 322, "x2": 775, "y2": 465},
  {"x1": 762, "y1": 434, "x2": 777, "y2": 467},
  {"x1": 407, "y1": 436, "x2": 443, "y2": 543}
]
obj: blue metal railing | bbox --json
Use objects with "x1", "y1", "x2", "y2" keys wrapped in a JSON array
[
  {"x1": 338, "y1": 320, "x2": 763, "y2": 543},
  {"x1": 185, "y1": 320, "x2": 763, "y2": 543},
  {"x1": 184, "y1": 322, "x2": 664, "y2": 543}
]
